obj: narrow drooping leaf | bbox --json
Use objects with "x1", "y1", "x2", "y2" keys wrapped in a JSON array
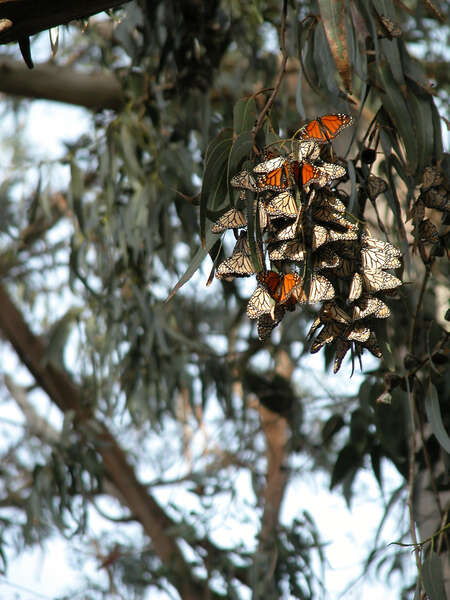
[
  {"x1": 200, "y1": 128, "x2": 233, "y2": 245},
  {"x1": 318, "y1": 0, "x2": 352, "y2": 91},
  {"x1": 422, "y1": 552, "x2": 446, "y2": 600},
  {"x1": 425, "y1": 383, "x2": 450, "y2": 453}
]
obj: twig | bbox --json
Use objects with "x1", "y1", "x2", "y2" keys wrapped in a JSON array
[
  {"x1": 408, "y1": 265, "x2": 431, "y2": 351},
  {"x1": 252, "y1": 0, "x2": 289, "y2": 139}
]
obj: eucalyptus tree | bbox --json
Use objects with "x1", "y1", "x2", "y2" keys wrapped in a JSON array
[{"x1": 0, "y1": 1, "x2": 448, "y2": 599}]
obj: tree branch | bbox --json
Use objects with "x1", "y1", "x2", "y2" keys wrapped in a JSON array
[
  {"x1": 0, "y1": 282, "x2": 223, "y2": 600},
  {"x1": 0, "y1": 55, "x2": 124, "y2": 110},
  {"x1": 0, "y1": 0, "x2": 131, "y2": 45}
]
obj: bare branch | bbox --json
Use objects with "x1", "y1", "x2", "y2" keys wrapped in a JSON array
[
  {"x1": 0, "y1": 1, "x2": 132, "y2": 45},
  {"x1": 0, "y1": 55, "x2": 124, "y2": 110}
]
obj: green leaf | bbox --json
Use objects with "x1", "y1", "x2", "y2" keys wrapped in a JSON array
[
  {"x1": 70, "y1": 158, "x2": 85, "y2": 233},
  {"x1": 227, "y1": 131, "x2": 254, "y2": 186},
  {"x1": 233, "y1": 97, "x2": 258, "y2": 135},
  {"x1": 425, "y1": 383, "x2": 450, "y2": 453},
  {"x1": 330, "y1": 444, "x2": 362, "y2": 489},
  {"x1": 200, "y1": 128, "x2": 233, "y2": 245},
  {"x1": 166, "y1": 225, "x2": 220, "y2": 301},
  {"x1": 322, "y1": 414, "x2": 345, "y2": 443},
  {"x1": 377, "y1": 61, "x2": 418, "y2": 172},
  {"x1": 422, "y1": 552, "x2": 446, "y2": 600},
  {"x1": 313, "y1": 23, "x2": 340, "y2": 98},
  {"x1": 318, "y1": 0, "x2": 351, "y2": 91}
]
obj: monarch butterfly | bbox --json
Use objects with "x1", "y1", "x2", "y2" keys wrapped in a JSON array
[
  {"x1": 421, "y1": 166, "x2": 443, "y2": 191},
  {"x1": 231, "y1": 170, "x2": 258, "y2": 191},
  {"x1": 268, "y1": 240, "x2": 305, "y2": 262},
  {"x1": 310, "y1": 321, "x2": 345, "y2": 353},
  {"x1": 423, "y1": 187, "x2": 449, "y2": 211},
  {"x1": 313, "y1": 247, "x2": 341, "y2": 269},
  {"x1": 308, "y1": 274, "x2": 335, "y2": 303},
  {"x1": 295, "y1": 139, "x2": 321, "y2": 162},
  {"x1": 348, "y1": 272, "x2": 363, "y2": 301},
  {"x1": 314, "y1": 161, "x2": 347, "y2": 185},
  {"x1": 361, "y1": 234, "x2": 402, "y2": 269},
  {"x1": 359, "y1": 332, "x2": 382, "y2": 358},
  {"x1": 253, "y1": 156, "x2": 287, "y2": 174},
  {"x1": 298, "y1": 113, "x2": 353, "y2": 144},
  {"x1": 312, "y1": 225, "x2": 358, "y2": 251},
  {"x1": 334, "y1": 258, "x2": 356, "y2": 278},
  {"x1": 379, "y1": 15, "x2": 402, "y2": 38},
  {"x1": 320, "y1": 301, "x2": 352, "y2": 324},
  {"x1": 255, "y1": 161, "x2": 293, "y2": 191},
  {"x1": 276, "y1": 272, "x2": 302, "y2": 308},
  {"x1": 362, "y1": 268, "x2": 402, "y2": 293},
  {"x1": 312, "y1": 204, "x2": 356, "y2": 230},
  {"x1": 257, "y1": 306, "x2": 285, "y2": 340},
  {"x1": 247, "y1": 286, "x2": 274, "y2": 319},
  {"x1": 418, "y1": 219, "x2": 439, "y2": 244},
  {"x1": 353, "y1": 296, "x2": 391, "y2": 320},
  {"x1": 216, "y1": 233, "x2": 254, "y2": 279},
  {"x1": 211, "y1": 208, "x2": 247, "y2": 233},
  {"x1": 367, "y1": 175, "x2": 387, "y2": 201},
  {"x1": 312, "y1": 192, "x2": 346, "y2": 214},
  {"x1": 272, "y1": 221, "x2": 299, "y2": 241},
  {"x1": 265, "y1": 191, "x2": 299, "y2": 218},
  {"x1": 333, "y1": 338, "x2": 351, "y2": 373},
  {"x1": 346, "y1": 324, "x2": 371, "y2": 343},
  {"x1": 295, "y1": 162, "x2": 323, "y2": 186}
]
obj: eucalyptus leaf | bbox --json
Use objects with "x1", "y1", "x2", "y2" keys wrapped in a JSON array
[{"x1": 425, "y1": 383, "x2": 450, "y2": 453}]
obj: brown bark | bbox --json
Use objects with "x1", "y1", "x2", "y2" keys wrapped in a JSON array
[
  {"x1": 0, "y1": 0, "x2": 131, "y2": 44},
  {"x1": 0, "y1": 282, "x2": 222, "y2": 600},
  {"x1": 0, "y1": 55, "x2": 124, "y2": 110}
]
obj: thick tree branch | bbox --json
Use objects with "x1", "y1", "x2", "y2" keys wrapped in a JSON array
[
  {"x1": 0, "y1": 0, "x2": 131, "y2": 45},
  {"x1": 0, "y1": 282, "x2": 222, "y2": 600},
  {"x1": 0, "y1": 55, "x2": 124, "y2": 110}
]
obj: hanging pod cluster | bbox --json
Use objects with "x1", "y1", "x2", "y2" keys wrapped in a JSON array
[{"x1": 212, "y1": 114, "x2": 403, "y2": 373}]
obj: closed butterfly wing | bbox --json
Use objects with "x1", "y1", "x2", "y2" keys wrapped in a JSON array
[
  {"x1": 316, "y1": 161, "x2": 347, "y2": 184},
  {"x1": 334, "y1": 258, "x2": 356, "y2": 278},
  {"x1": 359, "y1": 332, "x2": 382, "y2": 358},
  {"x1": 296, "y1": 139, "x2": 321, "y2": 162},
  {"x1": 231, "y1": 170, "x2": 258, "y2": 191},
  {"x1": 418, "y1": 219, "x2": 439, "y2": 244},
  {"x1": 247, "y1": 285, "x2": 274, "y2": 319},
  {"x1": 257, "y1": 305, "x2": 285, "y2": 340},
  {"x1": 273, "y1": 222, "x2": 299, "y2": 241},
  {"x1": 362, "y1": 269, "x2": 402, "y2": 292},
  {"x1": 349, "y1": 272, "x2": 363, "y2": 301},
  {"x1": 367, "y1": 175, "x2": 387, "y2": 200},
  {"x1": 346, "y1": 324, "x2": 371, "y2": 343},
  {"x1": 308, "y1": 274, "x2": 335, "y2": 303},
  {"x1": 307, "y1": 315, "x2": 322, "y2": 338},
  {"x1": 310, "y1": 321, "x2": 344, "y2": 353},
  {"x1": 311, "y1": 225, "x2": 329, "y2": 250},
  {"x1": 269, "y1": 240, "x2": 305, "y2": 262},
  {"x1": 320, "y1": 301, "x2": 351, "y2": 324},
  {"x1": 422, "y1": 166, "x2": 443, "y2": 190},
  {"x1": 299, "y1": 162, "x2": 322, "y2": 186},
  {"x1": 266, "y1": 191, "x2": 299, "y2": 218},
  {"x1": 253, "y1": 156, "x2": 286, "y2": 173},
  {"x1": 216, "y1": 233, "x2": 254, "y2": 279},
  {"x1": 361, "y1": 234, "x2": 402, "y2": 269},
  {"x1": 277, "y1": 272, "x2": 302, "y2": 309},
  {"x1": 333, "y1": 338, "x2": 351, "y2": 373},
  {"x1": 353, "y1": 296, "x2": 391, "y2": 320},
  {"x1": 211, "y1": 208, "x2": 247, "y2": 233},
  {"x1": 313, "y1": 247, "x2": 341, "y2": 269}
]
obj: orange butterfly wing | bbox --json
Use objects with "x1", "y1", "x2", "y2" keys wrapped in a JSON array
[
  {"x1": 299, "y1": 113, "x2": 352, "y2": 143},
  {"x1": 300, "y1": 163, "x2": 322, "y2": 186}
]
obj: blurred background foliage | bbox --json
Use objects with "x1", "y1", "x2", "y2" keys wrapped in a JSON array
[{"x1": 0, "y1": 0, "x2": 449, "y2": 598}]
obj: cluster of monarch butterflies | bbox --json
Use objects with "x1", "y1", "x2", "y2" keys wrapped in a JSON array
[
  {"x1": 212, "y1": 114, "x2": 404, "y2": 373},
  {"x1": 409, "y1": 164, "x2": 450, "y2": 259}
]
